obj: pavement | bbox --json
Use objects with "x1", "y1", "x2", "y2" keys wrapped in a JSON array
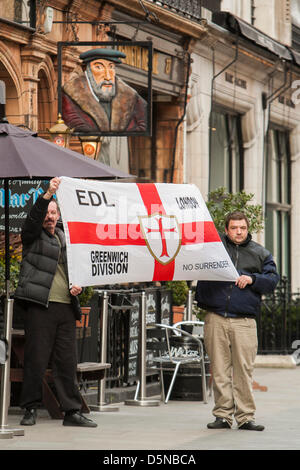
[{"x1": 1, "y1": 366, "x2": 300, "y2": 455}]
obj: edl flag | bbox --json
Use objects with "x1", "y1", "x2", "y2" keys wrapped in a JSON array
[{"x1": 56, "y1": 177, "x2": 238, "y2": 287}]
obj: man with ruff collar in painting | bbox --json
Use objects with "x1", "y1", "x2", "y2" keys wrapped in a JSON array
[{"x1": 62, "y1": 48, "x2": 147, "y2": 133}]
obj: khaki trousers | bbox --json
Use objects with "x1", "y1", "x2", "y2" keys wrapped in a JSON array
[{"x1": 204, "y1": 312, "x2": 258, "y2": 427}]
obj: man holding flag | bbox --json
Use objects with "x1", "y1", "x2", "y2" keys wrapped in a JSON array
[
  {"x1": 15, "y1": 177, "x2": 97, "y2": 428},
  {"x1": 196, "y1": 211, "x2": 279, "y2": 431}
]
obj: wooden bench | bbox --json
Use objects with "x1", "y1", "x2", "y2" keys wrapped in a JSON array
[
  {"x1": 77, "y1": 361, "x2": 111, "y2": 382},
  {"x1": 9, "y1": 329, "x2": 110, "y2": 419}
]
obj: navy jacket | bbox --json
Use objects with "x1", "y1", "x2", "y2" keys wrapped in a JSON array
[{"x1": 195, "y1": 233, "x2": 280, "y2": 318}]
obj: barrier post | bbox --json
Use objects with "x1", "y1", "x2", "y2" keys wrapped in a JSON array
[
  {"x1": 89, "y1": 291, "x2": 119, "y2": 412},
  {"x1": 186, "y1": 289, "x2": 193, "y2": 321},
  {"x1": 0, "y1": 298, "x2": 24, "y2": 438}
]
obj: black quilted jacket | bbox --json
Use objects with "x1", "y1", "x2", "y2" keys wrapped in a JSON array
[{"x1": 14, "y1": 195, "x2": 81, "y2": 320}]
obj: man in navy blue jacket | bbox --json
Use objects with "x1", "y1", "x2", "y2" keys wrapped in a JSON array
[{"x1": 196, "y1": 211, "x2": 279, "y2": 431}]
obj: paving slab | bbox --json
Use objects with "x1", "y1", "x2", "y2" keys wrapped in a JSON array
[{"x1": 1, "y1": 367, "x2": 300, "y2": 454}]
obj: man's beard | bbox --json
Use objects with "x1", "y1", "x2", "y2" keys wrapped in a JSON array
[{"x1": 86, "y1": 65, "x2": 116, "y2": 102}]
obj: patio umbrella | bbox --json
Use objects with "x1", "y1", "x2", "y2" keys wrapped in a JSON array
[
  {"x1": 0, "y1": 122, "x2": 132, "y2": 296},
  {"x1": 0, "y1": 123, "x2": 130, "y2": 179},
  {"x1": 0, "y1": 121, "x2": 132, "y2": 437}
]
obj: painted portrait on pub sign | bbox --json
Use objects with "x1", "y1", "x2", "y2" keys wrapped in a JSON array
[{"x1": 60, "y1": 43, "x2": 152, "y2": 136}]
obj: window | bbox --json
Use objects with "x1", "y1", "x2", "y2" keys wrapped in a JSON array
[
  {"x1": 209, "y1": 109, "x2": 244, "y2": 193},
  {"x1": 265, "y1": 128, "x2": 291, "y2": 279}
]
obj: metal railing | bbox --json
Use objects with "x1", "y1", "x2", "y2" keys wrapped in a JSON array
[
  {"x1": 1, "y1": 0, "x2": 221, "y2": 28},
  {"x1": 147, "y1": 0, "x2": 220, "y2": 22},
  {"x1": 155, "y1": 0, "x2": 202, "y2": 20},
  {"x1": 257, "y1": 278, "x2": 300, "y2": 355}
]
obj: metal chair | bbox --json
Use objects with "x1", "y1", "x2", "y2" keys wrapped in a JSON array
[
  {"x1": 173, "y1": 320, "x2": 204, "y2": 338},
  {"x1": 173, "y1": 320, "x2": 213, "y2": 397},
  {"x1": 148, "y1": 323, "x2": 208, "y2": 404},
  {"x1": 173, "y1": 321, "x2": 206, "y2": 371}
]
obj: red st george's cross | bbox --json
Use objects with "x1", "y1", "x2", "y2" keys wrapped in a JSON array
[
  {"x1": 139, "y1": 213, "x2": 181, "y2": 265},
  {"x1": 67, "y1": 184, "x2": 220, "y2": 281},
  {"x1": 148, "y1": 215, "x2": 177, "y2": 258}
]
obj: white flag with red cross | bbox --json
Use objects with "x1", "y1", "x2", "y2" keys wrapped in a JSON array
[{"x1": 56, "y1": 177, "x2": 238, "y2": 287}]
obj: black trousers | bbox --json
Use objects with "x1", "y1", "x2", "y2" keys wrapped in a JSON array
[{"x1": 20, "y1": 301, "x2": 82, "y2": 412}]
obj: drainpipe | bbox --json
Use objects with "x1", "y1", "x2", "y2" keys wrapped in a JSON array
[
  {"x1": 183, "y1": 117, "x2": 187, "y2": 183},
  {"x1": 208, "y1": 36, "x2": 239, "y2": 192}
]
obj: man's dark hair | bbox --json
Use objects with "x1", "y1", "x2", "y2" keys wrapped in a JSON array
[{"x1": 225, "y1": 211, "x2": 249, "y2": 230}]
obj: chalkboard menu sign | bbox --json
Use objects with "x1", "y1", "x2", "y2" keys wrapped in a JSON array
[
  {"x1": 145, "y1": 288, "x2": 160, "y2": 324},
  {"x1": 159, "y1": 289, "x2": 172, "y2": 325},
  {"x1": 124, "y1": 288, "x2": 172, "y2": 383},
  {"x1": 0, "y1": 180, "x2": 48, "y2": 232},
  {"x1": 145, "y1": 288, "x2": 161, "y2": 369},
  {"x1": 124, "y1": 292, "x2": 141, "y2": 383}
]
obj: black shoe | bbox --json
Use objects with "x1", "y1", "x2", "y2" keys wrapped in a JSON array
[
  {"x1": 207, "y1": 417, "x2": 231, "y2": 429},
  {"x1": 63, "y1": 411, "x2": 97, "y2": 428},
  {"x1": 20, "y1": 408, "x2": 37, "y2": 426},
  {"x1": 239, "y1": 421, "x2": 265, "y2": 431}
]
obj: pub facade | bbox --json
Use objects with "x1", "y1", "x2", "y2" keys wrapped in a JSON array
[{"x1": 2, "y1": 0, "x2": 300, "y2": 290}]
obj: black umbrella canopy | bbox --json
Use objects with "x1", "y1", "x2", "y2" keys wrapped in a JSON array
[
  {"x1": 0, "y1": 123, "x2": 132, "y2": 179},
  {"x1": 0, "y1": 122, "x2": 133, "y2": 297}
]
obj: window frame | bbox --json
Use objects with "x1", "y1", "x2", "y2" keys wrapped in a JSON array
[
  {"x1": 209, "y1": 105, "x2": 244, "y2": 193},
  {"x1": 265, "y1": 125, "x2": 291, "y2": 279}
]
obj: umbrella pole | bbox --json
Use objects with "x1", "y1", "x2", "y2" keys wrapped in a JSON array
[
  {"x1": 4, "y1": 180, "x2": 10, "y2": 301},
  {"x1": 0, "y1": 181, "x2": 24, "y2": 438}
]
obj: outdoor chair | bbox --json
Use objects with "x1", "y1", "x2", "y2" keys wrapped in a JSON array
[
  {"x1": 173, "y1": 320, "x2": 204, "y2": 337},
  {"x1": 173, "y1": 320, "x2": 212, "y2": 397},
  {"x1": 146, "y1": 323, "x2": 208, "y2": 404}
]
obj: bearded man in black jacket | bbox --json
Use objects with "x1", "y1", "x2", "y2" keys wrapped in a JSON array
[
  {"x1": 196, "y1": 211, "x2": 279, "y2": 431},
  {"x1": 15, "y1": 177, "x2": 97, "y2": 428}
]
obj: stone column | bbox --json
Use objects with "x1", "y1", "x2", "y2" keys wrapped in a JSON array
[{"x1": 20, "y1": 37, "x2": 47, "y2": 131}]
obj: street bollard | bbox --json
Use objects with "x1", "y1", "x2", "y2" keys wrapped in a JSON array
[
  {"x1": 0, "y1": 298, "x2": 24, "y2": 438},
  {"x1": 89, "y1": 291, "x2": 119, "y2": 412},
  {"x1": 186, "y1": 289, "x2": 193, "y2": 321}
]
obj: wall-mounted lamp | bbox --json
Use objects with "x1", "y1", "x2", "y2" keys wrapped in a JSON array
[
  {"x1": 47, "y1": 114, "x2": 73, "y2": 148},
  {"x1": 79, "y1": 136, "x2": 103, "y2": 159},
  {"x1": 43, "y1": 7, "x2": 54, "y2": 34}
]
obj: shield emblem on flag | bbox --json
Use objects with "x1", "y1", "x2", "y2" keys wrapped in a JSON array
[{"x1": 139, "y1": 213, "x2": 182, "y2": 265}]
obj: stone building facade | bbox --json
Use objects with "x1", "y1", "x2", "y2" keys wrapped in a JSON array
[
  {"x1": 2, "y1": 0, "x2": 300, "y2": 289},
  {"x1": 186, "y1": 0, "x2": 300, "y2": 290},
  {"x1": 0, "y1": 0, "x2": 207, "y2": 181}
]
